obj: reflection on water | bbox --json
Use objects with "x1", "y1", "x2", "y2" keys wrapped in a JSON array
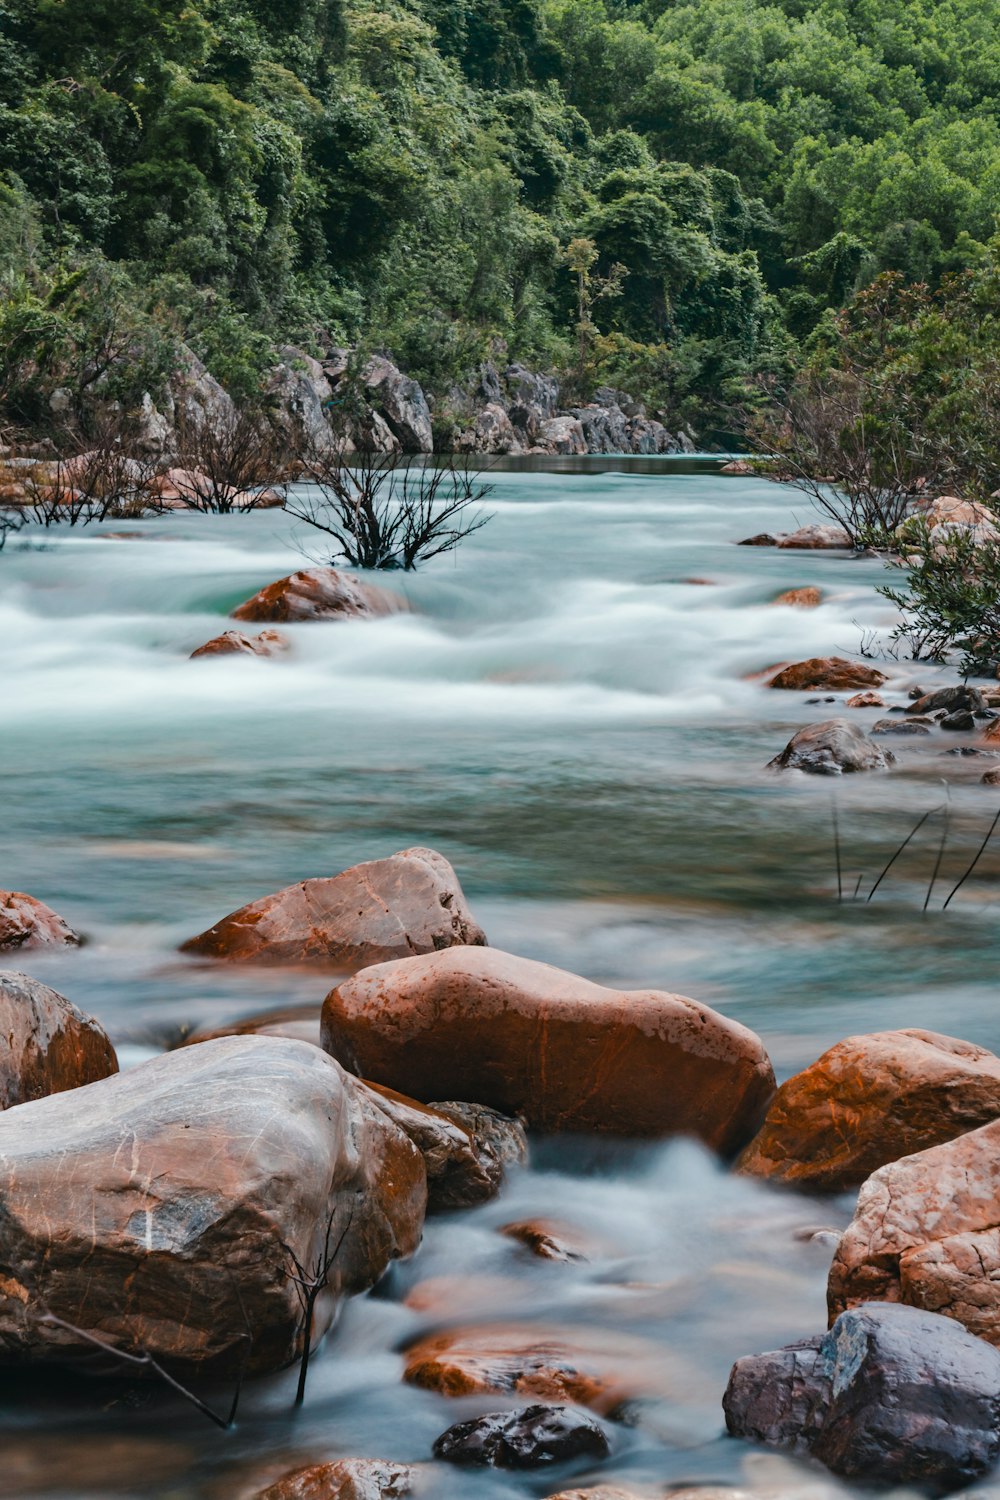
[{"x1": 1, "y1": 459, "x2": 997, "y2": 1496}]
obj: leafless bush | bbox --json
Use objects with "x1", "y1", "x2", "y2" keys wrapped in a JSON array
[
  {"x1": 22, "y1": 415, "x2": 158, "y2": 527},
  {"x1": 282, "y1": 1203, "x2": 354, "y2": 1405},
  {"x1": 170, "y1": 407, "x2": 289, "y2": 513},
  {"x1": 288, "y1": 447, "x2": 493, "y2": 570},
  {"x1": 0, "y1": 507, "x2": 24, "y2": 549}
]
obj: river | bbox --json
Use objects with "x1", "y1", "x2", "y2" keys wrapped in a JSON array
[{"x1": 1, "y1": 459, "x2": 997, "y2": 1497}]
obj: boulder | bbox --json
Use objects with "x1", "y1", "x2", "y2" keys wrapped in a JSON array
[
  {"x1": 190, "y1": 629, "x2": 290, "y2": 660},
  {"x1": 908, "y1": 685, "x2": 987, "y2": 716},
  {"x1": 846, "y1": 691, "x2": 884, "y2": 708},
  {"x1": 433, "y1": 1404, "x2": 610, "y2": 1468},
  {"x1": 167, "y1": 347, "x2": 237, "y2": 445},
  {"x1": 737, "y1": 1030, "x2": 1000, "y2": 1192},
  {"x1": 255, "y1": 1459, "x2": 416, "y2": 1500},
  {"x1": 942, "y1": 709, "x2": 976, "y2": 730},
  {"x1": 828, "y1": 1115, "x2": 1000, "y2": 1346},
  {"x1": 767, "y1": 719, "x2": 894, "y2": 775},
  {"x1": 269, "y1": 347, "x2": 337, "y2": 459},
  {"x1": 771, "y1": 587, "x2": 822, "y2": 608},
  {"x1": 455, "y1": 404, "x2": 521, "y2": 455},
  {"x1": 535, "y1": 416, "x2": 587, "y2": 456},
  {"x1": 181, "y1": 847, "x2": 486, "y2": 967},
  {"x1": 777, "y1": 524, "x2": 852, "y2": 549},
  {"x1": 570, "y1": 404, "x2": 631, "y2": 454},
  {"x1": 737, "y1": 533, "x2": 779, "y2": 546},
  {"x1": 505, "y1": 365, "x2": 559, "y2": 442},
  {"x1": 0, "y1": 891, "x2": 81, "y2": 951},
  {"x1": 231, "y1": 569, "x2": 403, "y2": 624},
  {"x1": 720, "y1": 460, "x2": 755, "y2": 476},
  {"x1": 321, "y1": 947, "x2": 774, "y2": 1150},
  {"x1": 768, "y1": 658, "x2": 887, "y2": 692},
  {"x1": 359, "y1": 1082, "x2": 518, "y2": 1210},
  {"x1": 0, "y1": 971, "x2": 118, "y2": 1108},
  {"x1": 723, "y1": 1302, "x2": 1000, "y2": 1491},
  {"x1": 362, "y1": 357, "x2": 433, "y2": 453},
  {"x1": 0, "y1": 1036, "x2": 425, "y2": 1379},
  {"x1": 627, "y1": 417, "x2": 677, "y2": 454},
  {"x1": 427, "y1": 1099, "x2": 528, "y2": 1188},
  {"x1": 872, "y1": 717, "x2": 931, "y2": 735},
  {"x1": 921, "y1": 496, "x2": 1000, "y2": 545}
]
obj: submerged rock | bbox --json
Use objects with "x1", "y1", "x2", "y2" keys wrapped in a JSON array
[
  {"x1": 190, "y1": 629, "x2": 289, "y2": 659},
  {"x1": 768, "y1": 718, "x2": 894, "y2": 775},
  {"x1": 181, "y1": 846, "x2": 486, "y2": 967},
  {"x1": 0, "y1": 891, "x2": 81, "y2": 952},
  {"x1": 737, "y1": 1029, "x2": 1000, "y2": 1192},
  {"x1": 723, "y1": 1302, "x2": 1000, "y2": 1491},
  {"x1": 0, "y1": 971, "x2": 118, "y2": 1108},
  {"x1": 871, "y1": 716, "x2": 932, "y2": 734},
  {"x1": 0, "y1": 1036, "x2": 425, "y2": 1379},
  {"x1": 776, "y1": 524, "x2": 852, "y2": 550},
  {"x1": 433, "y1": 1404, "x2": 610, "y2": 1468},
  {"x1": 231, "y1": 568, "x2": 403, "y2": 624},
  {"x1": 845, "y1": 690, "x2": 884, "y2": 708},
  {"x1": 768, "y1": 658, "x2": 886, "y2": 692},
  {"x1": 255, "y1": 1458, "x2": 416, "y2": 1500},
  {"x1": 771, "y1": 587, "x2": 822, "y2": 608},
  {"x1": 321, "y1": 946, "x2": 774, "y2": 1150}
]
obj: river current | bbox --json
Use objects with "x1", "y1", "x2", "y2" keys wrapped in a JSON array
[{"x1": 1, "y1": 460, "x2": 998, "y2": 1498}]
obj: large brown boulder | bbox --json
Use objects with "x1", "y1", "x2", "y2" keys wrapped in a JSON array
[
  {"x1": 0, "y1": 892, "x2": 81, "y2": 952},
  {"x1": 231, "y1": 568, "x2": 402, "y2": 624},
  {"x1": 0, "y1": 1036, "x2": 426, "y2": 1380},
  {"x1": 0, "y1": 971, "x2": 117, "y2": 1108},
  {"x1": 321, "y1": 947, "x2": 774, "y2": 1150},
  {"x1": 768, "y1": 658, "x2": 887, "y2": 692},
  {"x1": 828, "y1": 1117, "x2": 1000, "y2": 1346},
  {"x1": 768, "y1": 718, "x2": 894, "y2": 775},
  {"x1": 180, "y1": 847, "x2": 486, "y2": 967},
  {"x1": 738, "y1": 1030, "x2": 1000, "y2": 1193}
]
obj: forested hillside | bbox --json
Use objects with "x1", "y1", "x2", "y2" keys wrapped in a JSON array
[{"x1": 2, "y1": 0, "x2": 999, "y2": 429}]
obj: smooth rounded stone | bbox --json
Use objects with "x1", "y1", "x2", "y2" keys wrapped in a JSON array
[
  {"x1": 776, "y1": 524, "x2": 852, "y2": 550},
  {"x1": 908, "y1": 684, "x2": 987, "y2": 716},
  {"x1": 723, "y1": 1302, "x2": 1000, "y2": 1491},
  {"x1": 0, "y1": 1036, "x2": 426, "y2": 1379},
  {"x1": 183, "y1": 1003, "x2": 323, "y2": 1047},
  {"x1": 767, "y1": 719, "x2": 894, "y2": 775},
  {"x1": 0, "y1": 970, "x2": 117, "y2": 1108},
  {"x1": 190, "y1": 629, "x2": 289, "y2": 659},
  {"x1": 942, "y1": 709, "x2": 977, "y2": 731},
  {"x1": 181, "y1": 846, "x2": 486, "y2": 966},
  {"x1": 771, "y1": 587, "x2": 822, "y2": 608},
  {"x1": 321, "y1": 947, "x2": 775, "y2": 1150},
  {"x1": 359, "y1": 1082, "x2": 514, "y2": 1210},
  {"x1": 737, "y1": 1029, "x2": 1000, "y2": 1193},
  {"x1": 871, "y1": 716, "x2": 932, "y2": 735},
  {"x1": 768, "y1": 658, "x2": 887, "y2": 692},
  {"x1": 433, "y1": 1404, "x2": 610, "y2": 1468},
  {"x1": 828, "y1": 1117, "x2": 1000, "y2": 1345},
  {"x1": 231, "y1": 568, "x2": 403, "y2": 624},
  {"x1": 0, "y1": 891, "x2": 81, "y2": 952},
  {"x1": 255, "y1": 1458, "x2": 416, "y2": 1500},
  {"x1": 845, "y1": 690, "x2": 884, "y2": 708}
]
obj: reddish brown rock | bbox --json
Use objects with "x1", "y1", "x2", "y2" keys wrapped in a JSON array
[
  {"x1": 0, "y1": 971, "x2": 117, "y2": 1109},
  {"x1": 777, "y1": 524, "x2": 852, "y2": 550},
  {"x1": 828, "y1": 1117, "x2": 1000, "y2": 1346},
  {"x1": 0, "y1": 891, "x2": 81, "y2": 952},
  {"x1": 190, "y1": 629, "x2": 289, "y2": 660},
  {"x1": 255, "y1": 1459, "x2": 416, "y2": 1500},
  {"x1": 771, "y1": 587, "x2": 822, "y2": 608},
  {"x1": 737, "y1": 1030, "x2": 1000, "y2": 1193},
  {"x1": 359, "y1": 1082, "x2": 518, "y2": 1209},
  {"x1": 180, "y1": 846, "x2": 486, "y2": 967},
  {"x1": 768, "y1": 658, "x2": 887, "y2": 692},
  {"x1": 321, "y1": 947, "x2": 774, "y2": 1150},
  {"x1": 501, "y1": 1218, "x2": 596, "y2": 1263},
  {"x1": 846, "y1": 691, "x2": 885, "y2": 708},
  {"x1": 231, "y1": 568, "x2": 403, "y2": 624},
  {"x1": 0, "y1": 1036, "x2": 426, "y2": 1379},
  {"x1": 768, "y1": 718, "x2": 894, "y2": 775},
  {"x1": 982, "y1": 719, "x2": 1000, "y2": 744}
]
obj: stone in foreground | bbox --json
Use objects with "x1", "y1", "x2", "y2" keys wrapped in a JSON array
[
  {"x1": 828, "y1": 1116, "x2": 1000, "y2": 1346},
  {"x1": 768, "y1": 657, "x2": 886, "y2": 691},
  {"x1": 434, "y1": 1404, "x2": 610, "y2": 1468},
  {"x1": 0, "y1": 970, "x2": 118, "y2": 1108},
  {"x1": 738, "y1": 1029, "x2": 1000, "y2": 1192},
  {"x1": 723, "y1": 1302, "x2": 1000, "y2": 1492},
  {"x1": 181, "y1": 846, "x2": 486, "y2": 966},
  {"x1": 0, "y1": 890, "x2": 81, "y2": 951},
  {"x1": 322, "y1": 947, "x2": 774, "y2": 1150},
  {"x1": 255, "y1": 1458, "x2": 416, "y2": 1499},
  {"x1": 768, "y1": 718, "x2": 894, "y2": 775},
  {"x1": 231, "y1": 568, "x2": 402, "y2": 623},
  {"x1": 0, "y1": 1036, "x2": 425, "y2": 1379}
]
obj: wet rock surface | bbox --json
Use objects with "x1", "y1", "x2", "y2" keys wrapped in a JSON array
[
  {"x1": 0, "y1": 1035, "x2": 426, "y2": 1379},
  {"x1": 776, "y1": 525, "x2": 852, "y2": 550},
  {"x1": 768, "y1": 718, "x2": 894, "y2": 775},
  {"x1": 359, "y1": 1082, "x2": 519, "y2": 1209},
  {"x1": 767, "y1": 658, "x2": 887, "y2": 692},
  {"x1": 433, "y1": 1404, "x2": 610, "y2": 1468},
  {"x1": 723, "y1": 1302, "x2": 1000, "y2": 1491},
  {"x1": 255, "y1": 1457, "x2": 417, "y2": 1499},
  {"x1": 181, "y1": 846, "x2": 486, "y2": 966},
  {"x1": 190, "y1": 629, "x2": 290, "y2": 659},
  {"x1": 231, "y1": 569, "x2": 403, "y2": 624},
  {"x1": 0, "y1": 891, "x2": 81, "y2": 951},
  {"x1": 0, "y1": 971, "x2": 117, "y2": 1108},
  {"x1": 322, "y1": 946, "x2": 774, "y2": 1149},
  {"x1": 737, "y1": 1029, "x2": 1000, "y2": 1192}
]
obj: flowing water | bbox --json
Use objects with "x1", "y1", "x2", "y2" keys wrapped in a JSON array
[{"x1": 2, "y1": 460, "x2": 999, "y2": 1498}]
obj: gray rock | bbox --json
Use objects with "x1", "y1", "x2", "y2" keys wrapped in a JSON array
[
  {"x1": 724, "y1": 1302, "x2": 1000, "y2": 1492},
  {"x1": 269, "y1": 347, "x2": 336, "y2": 459},
  {"x1": 871, "y1": 717, "x2": 933, "y2": 735},
  {"x1": 534, "y1": 416, "x2": 587, "y2": 455},
  {"x1": 570, "y1": 403, "x2": 631, "y2": 454},
  {"x1": 505, "y1": 365, "x2": 558, "y2": 427},
  {"x1": 908, "y1": 685, "x2": 987, "y2": 717},
  {"x1": 455, "y1": 403, "x2": 521, "y2": 454},
  {"x1": 433, "y1": 1404, "x2": 610, "y2": 1468},
  {"x1": 167, "y1": 346, "x2": 236, "y2": 443},
  {"x1": 768, "y1": 718, "x2": 895, "y2": 775},
  {"x1": 362, "y1": 356, "x2": 433, "y2": 453},
  {"x1": 942, "y1": 709, "x2": 977, "y2": 731}
]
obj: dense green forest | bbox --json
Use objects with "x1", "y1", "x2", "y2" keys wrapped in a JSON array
[{"x1": 2, "y1": 0, "x2": 999, "y2": 427}]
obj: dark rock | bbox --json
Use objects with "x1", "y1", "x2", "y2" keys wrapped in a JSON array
[
  {"x1": 737, "y1": 533, "x2": 778, "y2": 547},
  {"x1": 433, "y1": 1404, "x2": 610, "y2": 1468},
  {"x1": 723, "y1": 1302, "x2": 1000, "y2": 1492},
  {"x1": 941, "y1": 709, "x2": 976, "y2": 731},
  {"x1": 0, "y1": 971, "x2": 118, "y2": 1108},
  {"x1": 569, "y1": 404, "x2": 631, "y2": 454},
  {"x1": 268, "y1": 348, "x2": 337, "y2": 459},
  {"x1": 983, "y1": 767, "x2": 1000, "y2": 784},
  {"x1": 871, "y1": 717, "x2": 932, "y2": 735},
  {"x1": 0, "y1": 892, "x2": 81, "y2": 952},
  {"x1": 768, "y1": 719, "x2": 894, "y2": 775},
  {"x1": 359, "y1": 1082, "x2": 516, "y2": 1210},
  {"x1": 907, "y1": 685, "x2": 987, "y2": 716},
  {"x1": 429, "y1": 1100, "x2": 528, "y2": 1188},
  {"x1": 231, "y1": 568, "x2": 403, "y2": 624}
]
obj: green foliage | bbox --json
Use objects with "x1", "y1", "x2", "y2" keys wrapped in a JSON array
[{"x1": 879, "y1": 521, "x2": 1000, "y2": 675}]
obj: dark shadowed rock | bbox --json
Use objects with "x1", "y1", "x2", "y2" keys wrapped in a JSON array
[
  {"x1": 434, "y1": 1404, "x2": 610, "y2": 1468},
  {"x1": 737, "y1": 1029, "x2": 1000, "y2": 1192},
  {"x1": 231, "y1": 569, "x2": 403, "y2": 624},
  {"x1": 871, "y1": 717, "x2": 932, "y2": 734},
  {"x1": 429, "y1": 1100, "x2": 528, "y2": 1186},
  {"x1": 190, "y1": 629, "x2": 290, "y2": 660},
  {"x1": 181, "y1": 846, "x2": 486, "y2": 967},
  {"x1": 255, "y1": 1458, "x2": 416, "y2": 1500},
  {"x1": 359, "y1": 1082, "x2": 515, "y2": 1210},
  {"x1": 362, "y1": 356, "x2": 433, "y2": 453},
  {"x1": 738, "y1": 533, "x2": 778, "y2": 546},
  {"x1": 0, "y1": 1036, "x2": 425, "y2": 1379},
  {"x1": 908, "y1": 685, "x2": 987, "y2": 717},
  {"x1": 321, "y1": 946, "x2": 774, "y2": 1151},
  {"x1": 768, "y1": 718, "x2": 894, "y2": 775},
  {"x1": 724, "y1": 1302, "x2": 1000, "y2": 1492},
  {"x1": 0, "y1": 892, "x2": 81, "y2": 952},
  {"x1": 768, "y1": 658, "x2": 887, "y2": 691},
  {"x1": 942, "y1": 709, "x2": 977, "y2": 731},
  {"x1": 0, "y1": 971, "x2": 117, "y2": 1108}
]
